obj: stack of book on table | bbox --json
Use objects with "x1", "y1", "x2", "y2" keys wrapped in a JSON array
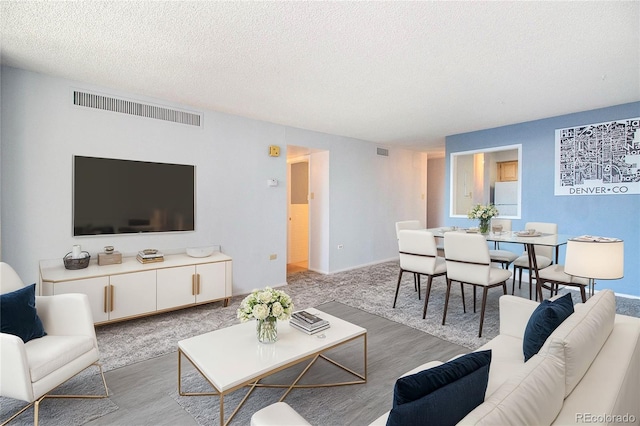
[
  {"x1": 289, "y1": 310, "x2": 330, "y2": 334},
  {"x1": 136, "y1": 250, "x2": 164, "y2": 264}
]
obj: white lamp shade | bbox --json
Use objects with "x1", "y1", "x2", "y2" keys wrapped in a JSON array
[{"x1": 565, "y1": 238, "x2": 624, "y2": 280}]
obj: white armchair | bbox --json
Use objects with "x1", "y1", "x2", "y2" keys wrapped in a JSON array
[{"x1": 0, "y1": 262, "x2": 108, "y2": 425}]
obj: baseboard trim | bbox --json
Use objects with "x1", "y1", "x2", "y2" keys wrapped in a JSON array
[{"x1": 329, "y1": 257, "x2": 399, "y2": 275}]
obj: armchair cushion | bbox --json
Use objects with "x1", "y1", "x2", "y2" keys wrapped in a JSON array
[
  {"x1": 1, "y1": 283, "x2": 46, "y2": 343},
  {"x1": 523, "y1": 292, "x2": 573, "y2": 361},
  {"x1": 27, "y1": 335, "x2": 96, "y2": 382},
  {"x1": 387, "y1": 350, "x2": 491, "y2": 426}
]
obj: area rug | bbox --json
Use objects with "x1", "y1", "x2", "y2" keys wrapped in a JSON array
[
  {"x1": 93, "y1": 260, "x2": 640, "y2": 373},
  {"x1": 169, "y1": 300, "x2": 468, "y2": 425},
  {"x1": 0, "y1": 372, "x2": 118, "y2": 426}
]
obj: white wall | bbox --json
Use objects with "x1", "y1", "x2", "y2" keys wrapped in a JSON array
[
  {"x1": 427, "y1": 156, "x2": 445, "y2": 228},
  {"x1": 1, "y1": 66, "x2": 426, "y2": 295}
]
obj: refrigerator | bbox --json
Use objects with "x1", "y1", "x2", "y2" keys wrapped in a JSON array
[{"x1": 494, "y1": 181, "x2": 518, "y2": 216}]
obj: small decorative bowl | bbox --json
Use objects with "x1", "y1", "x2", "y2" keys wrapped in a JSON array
[
  {"x1": 186, "y1": 246, "x2": 215, "y2": 258},
  {"x1": 63, "y1": 252, "x2": 91, "y2": 270}
]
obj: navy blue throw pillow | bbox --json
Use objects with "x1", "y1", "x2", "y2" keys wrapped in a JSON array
[
  {"x1": 386, "y1": 350, "x2": 491, "y2": 426},
  {"x1": 0, "y1": 284, "x2": 46, "y2": 343},
  {"x1": 523, "y1": 292, "x2": 574, "y2": 361}
]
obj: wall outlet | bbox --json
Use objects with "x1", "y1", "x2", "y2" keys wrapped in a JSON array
[
  {"x1": 269, "y1": 254, "x2": 277, "y2": 260},
  {"x1": 337, "y1": 244, "x2": 344, "y2": 249}
]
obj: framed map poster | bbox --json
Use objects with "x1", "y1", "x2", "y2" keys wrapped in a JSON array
[{"x1": 555, "y1": 117, "x2": 640, "y2": 196}]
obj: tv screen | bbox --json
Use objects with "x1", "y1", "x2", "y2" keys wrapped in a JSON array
[{"x1": 73, "y1": 156, "x2": 195, "y2": 236}]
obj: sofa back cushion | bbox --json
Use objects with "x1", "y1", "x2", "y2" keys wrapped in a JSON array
[
  {"x1": 540, "y1": 289, "x2": 615, "y2": 397},
  {"x1": 459, "y1": 341, "x2": 565, "y2": 425}
]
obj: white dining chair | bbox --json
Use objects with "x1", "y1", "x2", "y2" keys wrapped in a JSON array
[
  {"x1": 395, "y1": 220, "x2": 422, "y2": 237},
  {"x1": 443, "y1": 232, "x2": 511, "y2": 337},
  {"x1": 511, "y1": 222, "x2": 558, "y2": 299},
  {"x1": 395, "y1": 221, "x2": 423, "y2": 294},
  {"x1": 488, "y1": 218, "x2": 518, "y2": 269},
  {"x1": 535, "y1": 264, "x2": 590, "y2": 302},
  {"x1": 394, "y1": 230, "x2": 447, "y2": 319}
]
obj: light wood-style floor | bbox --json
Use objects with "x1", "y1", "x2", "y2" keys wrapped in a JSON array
[
  {"x1": 85, "y1": 352, "x2": 198, "y2": 425},
  {"x1": 84, "y1": 301, "x2": 466, "y2": 425},
  {"x1": 286, "y1": 261, "x2": 308, "y2": 274}
]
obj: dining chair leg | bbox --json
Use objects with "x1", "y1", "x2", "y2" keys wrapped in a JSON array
[
  {"x1": 536, "y1": 280, "x2": 543, "y2": 302},
  {"x1": 417, "y1": 274, "x2": 421, "y2": 300},
  {"x1": 579, "y1": 286, "x2": 587, "y2": 303},
  {"x1": 502, "y1": 282, "x2": 507, "y2": 295},
  {"x1": 479, "y1": 287, "x2": 489, "y2": 337},
  {"x1": 473, "y1": 286, "x2": 477, "y2": 313},
  {"x1": 442, "y1": 279, "x2": 452, "y2": 325},
  {"x1": 413, "y1": 273, "x2": 418, "y2": 292},
  {"x1": 518, "y1": 267, "x2": 523, "y2": 289},
  {"x1": 511, "y1": 268, "x2": 516, "y2": 295},
  {"x1": 393, "y1": 269, "x2": 404, "y2": 308},
  {"x1": 460, "y1": 282, "x2": 466, "y2": 313},
  {"x1": 422, "y1": 275, "x2": 433, "y2": 319}
]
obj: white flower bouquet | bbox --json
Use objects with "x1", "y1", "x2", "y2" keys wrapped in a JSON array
[
  {"x1": 467, "y1": 203, "x2": 500, "y2": 233},
  {"x1": 236, "y1": 287, "x2": 294, "y2": 322},
  {"x1": 467, "y1": 203, "x2": 499, "y2": 221}
]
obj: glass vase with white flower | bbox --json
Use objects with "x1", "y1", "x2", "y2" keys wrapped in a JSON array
[
  {"x1": 237, "y1": 287, "x2": 294, "y2": 343},
  {"x1": 467, "y1": 203, "x2": 500, "y2": 234}
]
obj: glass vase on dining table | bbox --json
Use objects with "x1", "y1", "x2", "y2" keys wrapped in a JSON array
[{"x1": 479, "y1": 219, "x2": 490, "y2": 234}]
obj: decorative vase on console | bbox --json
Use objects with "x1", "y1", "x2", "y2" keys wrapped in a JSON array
[
  {"x1": 467, "y1": 203, "x2": 499, "y2": 234},
  {"x1": 237, "y1": 287, "x2": 294, "y2": 344}
]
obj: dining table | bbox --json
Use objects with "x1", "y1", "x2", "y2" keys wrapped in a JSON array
[{"x1": 425, "y1": 227, "x2": 575, "y2": 301}]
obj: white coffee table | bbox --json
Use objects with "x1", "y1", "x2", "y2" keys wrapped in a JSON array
[{"x1": 177, "y1": 308, "x2": 367, "y2": 426}]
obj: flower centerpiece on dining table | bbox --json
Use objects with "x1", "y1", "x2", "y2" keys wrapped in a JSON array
[
  {"x1": 467, "y1": 203, "x2": 500, "y2": 234},
  {"x1": 237, "y1": 287, "x2": 294, "y2": 343}
]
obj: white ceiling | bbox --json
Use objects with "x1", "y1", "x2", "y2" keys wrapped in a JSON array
[{"x1": 1, "y1": 1, "x2": 638, "y2": 154}]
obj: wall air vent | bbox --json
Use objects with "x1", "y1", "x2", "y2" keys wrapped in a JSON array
[
  {"x1": 377, "y1": 147, "x2": 389, "y2": 157},
  {"x1": 73, "y1": 91, "x2": 201, "y2": 127}
]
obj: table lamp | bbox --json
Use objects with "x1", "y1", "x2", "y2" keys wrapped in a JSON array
[{"x1": 564, "y1": 236, "x2": 624, "y2": 297}]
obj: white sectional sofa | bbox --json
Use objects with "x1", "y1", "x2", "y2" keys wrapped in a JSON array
[{"x1": 252, "y1": 289, "x2": 640, "y2": 426}]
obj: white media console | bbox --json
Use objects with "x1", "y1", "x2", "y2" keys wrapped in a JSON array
[{"x1": 39, "y1": 252, "x2": 232, "y2": 325}]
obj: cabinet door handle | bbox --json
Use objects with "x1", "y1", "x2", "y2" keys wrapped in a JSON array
[
  {"x1": 110, "y1": 285, "x2": 114, "y2": 312},
  {"x1": 197, "y1": 274, "x2": 201, "y2": 295},
  {"x1": 104, "y1": 286, "x2": 108, "y2": 313}
]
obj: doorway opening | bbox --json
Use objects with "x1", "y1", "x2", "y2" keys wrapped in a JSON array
[
  {"x1": 287, "y1": 145, "x2": 330, "y2": 277},
  {"x1": 287, "y1": 158, "x2": 309, "y2": 274}
]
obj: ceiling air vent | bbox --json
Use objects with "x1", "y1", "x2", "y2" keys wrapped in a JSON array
[
  {"x1": 73, "y1": 91, "x2": 201, "y2": 127},
  {"x1": 377, "y1": 147, "x2": 389, "y2": 157}
]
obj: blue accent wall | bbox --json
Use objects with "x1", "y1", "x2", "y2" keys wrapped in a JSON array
[{"x1": 446, "y1": 102, "x2": 640, "y2": 297}]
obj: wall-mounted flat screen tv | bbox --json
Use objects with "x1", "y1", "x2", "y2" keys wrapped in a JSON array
[{"x1": 73, "y1": 156, "x2": 195, "y2": 236}]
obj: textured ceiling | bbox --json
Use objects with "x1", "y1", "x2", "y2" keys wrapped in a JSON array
[{"x1": 1, "y1": 1, "x2": 639, "y2": 154}]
